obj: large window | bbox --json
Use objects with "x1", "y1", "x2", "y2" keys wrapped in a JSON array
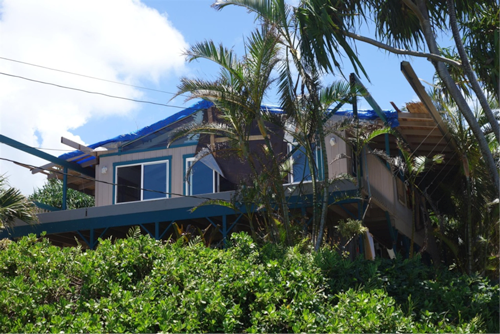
[
  {"x1": 115, "y1": 160, "x2": 169, "y2": 203},
  {"x1": 288, "y1": 143, "x2": 323, "y2": 184},
  {"x1": 185, "y1": 157, "x2": 219, "y2": 196}
]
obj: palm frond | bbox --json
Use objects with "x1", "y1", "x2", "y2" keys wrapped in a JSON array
[{"x1": 0, "y1": 176, "x2": 38, "y2": 228}]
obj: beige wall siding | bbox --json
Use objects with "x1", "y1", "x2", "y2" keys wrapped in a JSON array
[
  {"x1": 95, "y1": 134, "x2": 350, "y2": 207},
  {"x1": 324, "y1": 133, "x2": 349, "y2": 179},
  {"x1": 95, "y1": 145, "x2": 196, "y2": 207},
  {"x1": 364, "y1": 151, "x2": 395, "y2": 208}
]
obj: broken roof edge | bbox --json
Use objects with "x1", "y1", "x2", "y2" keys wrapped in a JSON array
[
  {"x1": 59, "y1": 99, "x2": 398, "y2": 162},
  {"x1": 59, "y1": 99, "x2": 214, "y2": 161}
]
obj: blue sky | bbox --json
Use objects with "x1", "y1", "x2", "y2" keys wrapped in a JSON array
[{"x1": 0, "y1": 0, "x2": 441, "y2": 194}]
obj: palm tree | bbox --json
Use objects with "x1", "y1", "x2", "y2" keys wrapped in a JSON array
[
  {"x1": 217, "y1": 0, "x2": 499, "y2": 192},
  {"x1": 429, "y1": 91, "x2": 498, "y2": 276},
  {"x1": 0, "y1": 175, "x2": 38, "y2": 229},
  {"x1": 173, "y1": 25, "x2": 296, "y2": 245},
  {"x1": 214, "y1": 0, "x2": 364, "y2": 249}
]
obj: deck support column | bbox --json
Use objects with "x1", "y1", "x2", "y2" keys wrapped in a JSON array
[
  {"x1": 89, "y1": 228, "x2": 95, "y2": 250},
  {"x1": 385, "y1": 133, "x2": 391, "y2": 169},
  {"x1": 385, "y1": 211, "x2": 397, "y2": 253},
  {"x1": 222, "y1": 215, "x2": 227, "y2": 249},
  {"x1": 62, "y1": 167, "x2": 68, "y2": 210}
]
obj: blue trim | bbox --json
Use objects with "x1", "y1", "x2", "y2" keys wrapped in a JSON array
[
  {"x1": 226, "y1": 213, "x2": 243, "y2": 234},
  {"x1": 76, "y1": 230, "x2": 90, "y2": 248},
  {"x1": 159, "y1": 222, "x2": 174, "y2": 239},
  {"x1": 0, "y1": 189, "x2": 360, "y2": 240},
  {"x1": 182, "y1": 153, "x2": 195, "y2": 196},
  {"x1": 59, "y1": 99, "x2": 212, "y2": 162},
  {"x1": 62, "y1": 167, "x2": 68, "y2": 210},
  {"x1": 339, "y1": 204, "x2": 357, "y2": 219},
  {"x1": 99, "y1": 142, "x2": 197, "y2": 158},
  {"x1": 140, "y1": 224, "x2": 155, "y2": 238},
  {"x1": 0, "y1": 135, "x2": 94, "y2": 177},
  {"x1": 33, "y1": 201, "x2": 61, "y2": 212},
  {"x1": 112, "y1": 155, "x2": 172, "y2": 204}
]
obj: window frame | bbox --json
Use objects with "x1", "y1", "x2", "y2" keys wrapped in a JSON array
[
  {"x1": 114, "y1": 158, "x2": 170, "y2": 204},
  {"x1": 286, "y1": 142, "x2": 324, "y2": 184},
  {"x1": 184, "y1": 156, "x2": 220, "y2": 196}
]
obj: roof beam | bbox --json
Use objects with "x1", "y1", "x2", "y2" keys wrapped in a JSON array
[
  {"x1": 351, "y1": 73, "x2": 387, "y2": 123},
  {"x1": 0, "y1": 134, "x2": 95, "y2": 178},
  {"x1": 61, "y1": 137, "x2": 96, "y2": 155},
  {"x1": 400, "y1": 61, "x2": 458, "y2": 153},
  {"x1": 31, "y1": 152, "x2": 90, "y2": 174},
  {"x1": 81, "y1": 158, "x2": 98, "y2": 168}
]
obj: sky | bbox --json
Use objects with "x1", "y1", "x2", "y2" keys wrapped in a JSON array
[{"x1": 0, "y1": 0, "x2": 440, "y2": 195}]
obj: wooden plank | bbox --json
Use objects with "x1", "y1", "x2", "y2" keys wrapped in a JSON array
[
  {"x1": 398, "y1": 113, "x2": 433, "y2": 120},
  {"x1": 397, "y1": 128, "x2": 442, "y2": 136},
  {"x1": 400, "y1": 62, "x2": 459, "y2": 153},
  {"x1": 0, "y1": 134, "x2": 94, "y2": 177},
  {"x1": 32, "y1": 152, "x2": 93, "y2": 174},
  {"x1": 61, "y1": 137, "x2": 96, "y2": 155},
  {"x1": 215, "y1": 134, "x2": 265, "y2": 143},
  {"x1": 79, "y1": 180, "x2": 95, "y2": 191},
  {"x1": 398, "y1": 121, "x2": 437, "y2": 128},
  {"x1": 406, "y1": 136, "x2": 447, "y2": 144},
  {"x1": 81, "y1": 158, "x2": 98, "y2": 168}
]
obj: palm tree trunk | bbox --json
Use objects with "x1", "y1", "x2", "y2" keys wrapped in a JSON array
[
  {"x1": 409, "y1": 185, "x2": 415, "y2": 259},
  {"x1": 315, "y1": 122, "x2": 331, "y2": 251},
  {"x1": 412, "y1": 0, "x2": 499, "y2": 196},
  {"x1": 446, "y1": 0, "x2": 499, "y2": 142},
  {"x1": 255, "y1": 117, "x2": 292, "y2": 245},
  {"x1": 496, "y1": 78, "x2": 500, "y2": 105}
]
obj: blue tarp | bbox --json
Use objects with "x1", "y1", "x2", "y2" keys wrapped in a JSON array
[
  {"x1": 59, "y1": 100, "x2": 213, "y2": 161},
  {"x1": 335, "y1": 109, "x2": 399, "y2": 128},
  {"x1": 59, "y1": 100, "x2": 398, "y2": 163}
]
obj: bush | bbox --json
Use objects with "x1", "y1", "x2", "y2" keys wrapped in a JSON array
[{"x1": 0, "y1": 231, "x2": 498, "y2": 333}]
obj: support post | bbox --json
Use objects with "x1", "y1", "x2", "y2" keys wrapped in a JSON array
[
  {"x1": 385, "y1": 133, "x2": 391, "y2": 169},
  {"x1": 222, "y1": 215, "x2": 227, "y2": 249},
  {"x1": 90, "y1": 228, "x2": 95, "y2": 250},
  {"x1": 385, "y1": 211, "x2": 397, "y2": 253},
  {"x1": 357, "y1": 199, "x2": 366, "y2": 257},
  {"x1": 62, "y1": 167, "x2": 68, "y2": 210},
  {"x1": 155, "y1": 222, "x2": 159, "y2": 240},
  {"x1": 350, "y1": 73, "x2": 358, "y2": 118}
]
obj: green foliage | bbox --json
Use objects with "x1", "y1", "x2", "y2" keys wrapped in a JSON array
[
  {"x1": 0, "y1": 175, "x2": 38, "y2": 229},
  {"x1": 0, "y1": 232, "x2": 498, "y2": 333},
  {"x1": 29, "y1": 179, "x2": 94, "y2": 210},
  {"x1": 336, "y1": 218, "x2": 366, "y2": 241}
]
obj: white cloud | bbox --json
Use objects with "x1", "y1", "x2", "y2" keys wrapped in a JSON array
[{"x1": 0, "y1": 0, "x2": 188, "y2": 194}]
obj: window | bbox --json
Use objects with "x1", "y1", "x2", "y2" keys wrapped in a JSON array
[
  {"x1": 185, "y1": 157, "x2": 219, "y2": 196},
  {"x1": 287, "y1": 143, "x2": 323, "y2": 184},
  {"x1": 115, "y1": 160, "x2": 169, "y2": 203}
]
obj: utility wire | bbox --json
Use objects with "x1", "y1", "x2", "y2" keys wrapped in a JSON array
[
  {"x1": 0, "y1": 156, "x2": 223, "y2": 202},
  {"x1": 0, "y1": 71, "x2": 187, "y2": 109},
  {"x1": 0, "y1": 56, "x2": 185, "y2": 96},
  {"x1": 1, "y1": 143, "x2": 75, "y2": 152}
]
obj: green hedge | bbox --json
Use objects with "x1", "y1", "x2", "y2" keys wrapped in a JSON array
[{"x1": 0, "y1": 232, "x2": 498, "y2": 333}]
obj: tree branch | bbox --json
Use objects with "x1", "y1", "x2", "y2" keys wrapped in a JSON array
[{"x1": 343, "y1": 31, "x2": 462, "y2": 68}]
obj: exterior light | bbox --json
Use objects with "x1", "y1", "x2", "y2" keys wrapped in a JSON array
[{"x1": 329, "y1": 137, "x2": 336, "y2": 146}]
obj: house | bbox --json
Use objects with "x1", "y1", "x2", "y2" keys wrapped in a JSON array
[{"x1": 0, "y1": 63, "x2": 458, "y2": 263}]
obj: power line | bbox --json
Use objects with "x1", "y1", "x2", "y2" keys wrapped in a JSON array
[
  {"x1": 36, "y1": 147, "x2": 74, "y2": 152},
  {"x1": 0, "y1": 142, "x2": 75, "y2": 152},
  {"x1": 0, "y1": 56, "x2": 183, "y2": 96},
  {"x1": 0, "y1": 71, "x2": 188, "y2": 109}
]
